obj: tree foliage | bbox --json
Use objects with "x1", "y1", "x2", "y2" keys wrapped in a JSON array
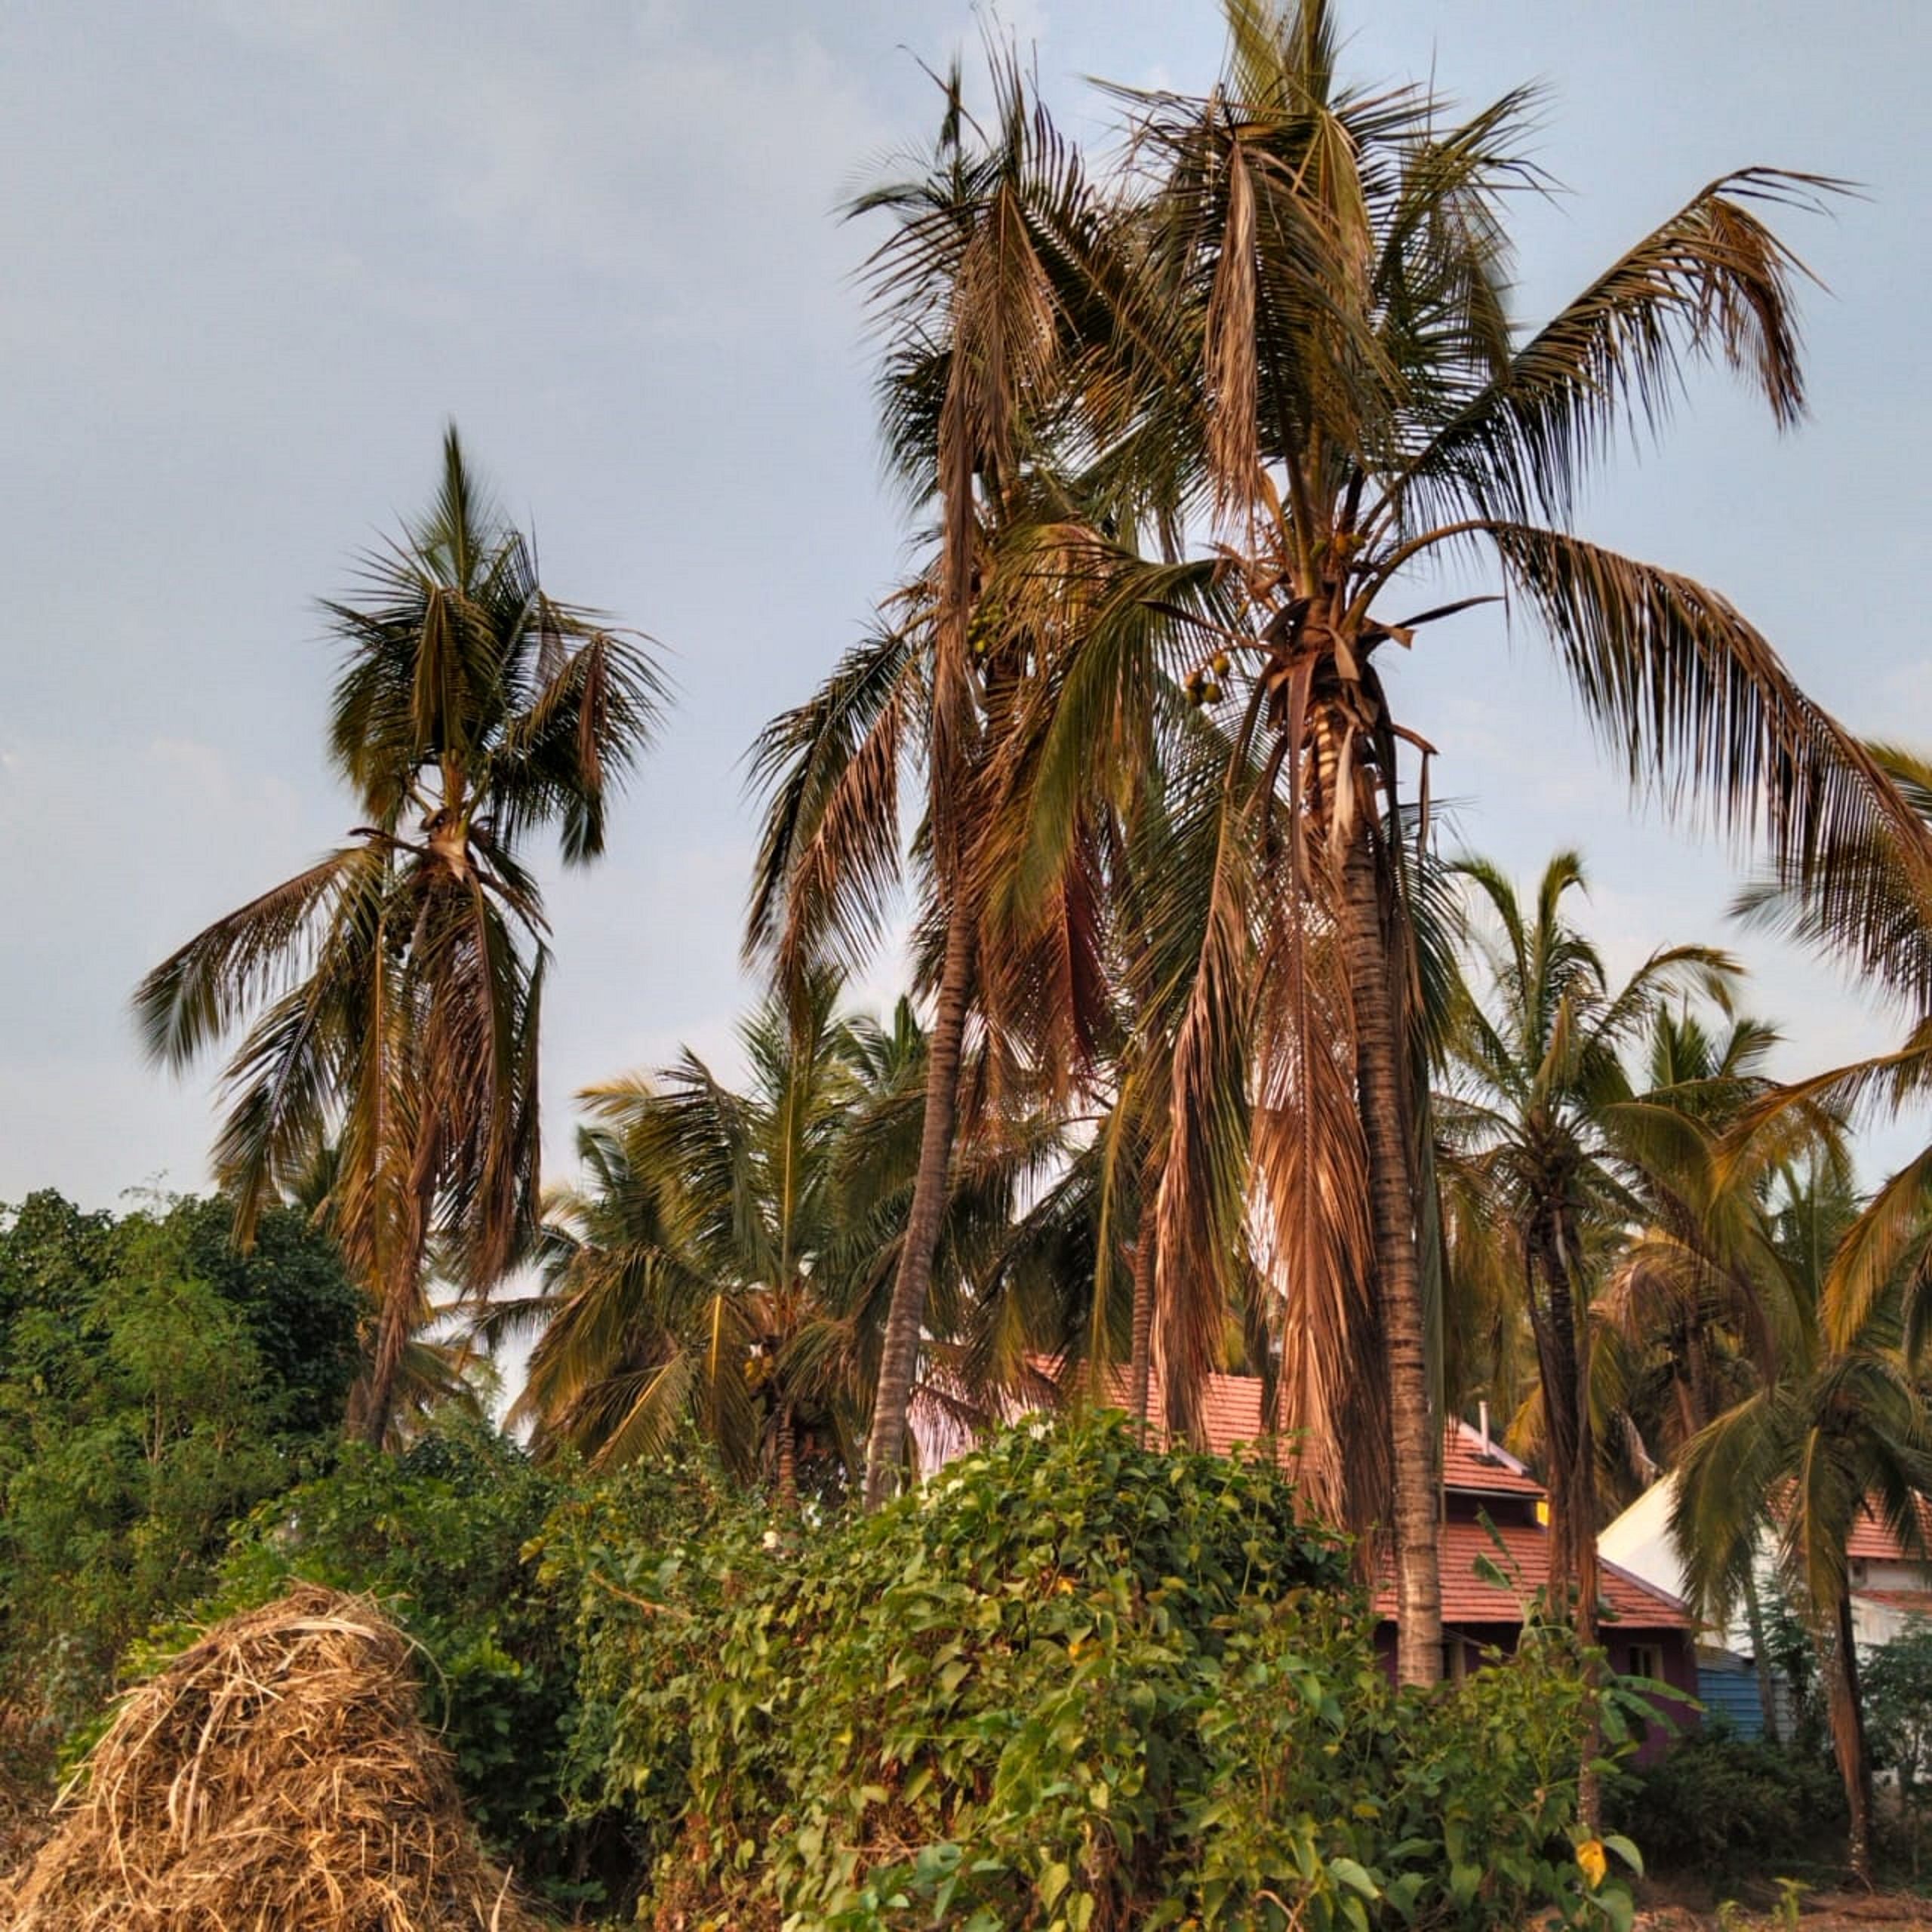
[
  {"x1": 0, "y1": 1191, "x2": 360, "y2": 1751},
  {"x1": 134, "y1": 429, "x2": 665, "y2": 1444},
  {"x1": 569, "y1": 1411, "x2": 1638, "y2": 1930}
]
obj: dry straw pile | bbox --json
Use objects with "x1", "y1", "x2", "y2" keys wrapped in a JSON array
[{"x1": 1, "y1": 1584, "x2": 545, "y2": 1930}]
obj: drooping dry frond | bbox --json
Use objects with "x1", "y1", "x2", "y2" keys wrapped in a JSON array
[
  {"x1": 1251, "y1": 891, "x2": 1389, "y2": 1527},
  {"x1": 134, "y1": 847, "x2": 383, "y2": 1072},
  {"x1": 745, "y1": 616, "x2": 925, "y2": 983},
  {"x1": 1150, "y1": 733, "x2": 1263, "y2": 1443}
]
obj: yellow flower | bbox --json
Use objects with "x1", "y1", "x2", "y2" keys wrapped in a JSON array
[{"x1": 1577, "y1": 1839, "x2": 1607, "y2": 1890}]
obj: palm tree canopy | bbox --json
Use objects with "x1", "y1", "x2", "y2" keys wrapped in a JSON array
[
  {"x1": 1674, "y1": 1160, "x2": 1932, "y2": 1632},
  {"x1": 506, "y1": 975, "x2": 1047, "y2": 1487},
  {"x1": 134, "y1": 430, "x2": 663, "y2": 1436}
]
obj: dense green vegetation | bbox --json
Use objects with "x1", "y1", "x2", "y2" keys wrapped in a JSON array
[
  {"x1": 1610, "y1": 1724, "x2": 1847, "y2": 1884},
  {"x1": 149, "y1": 1411, "x2": 1641, "y2": 1928},
  {"x1": 571, "y1": 1414, "x2": 1648, "y2": 1931},
  {"x1": 0, "y1": 1191, "x2": 360, "y2": 1749}
]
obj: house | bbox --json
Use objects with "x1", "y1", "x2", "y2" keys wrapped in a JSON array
[
  {"x1": 1601, "y1": 1473, "x2": 1932, "y2": 1737},
  {"x1": 1366, "y1": 1411, "x2": 1698, "y2": 1757},
  {"x1": 965, "y1": 1364, "x2": 1698, "y2": 1752},
  {"x1": 1844, "y1": 1500, "x2": 1932, "y2": 1644}
]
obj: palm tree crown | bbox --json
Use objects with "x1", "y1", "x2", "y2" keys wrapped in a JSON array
[
  {"x1": 968, "y1": 0, "x2": 1932, "y2": 1684},
  {"x1": 135, "y1": 429, "x2": 664, "y2": 1444}
]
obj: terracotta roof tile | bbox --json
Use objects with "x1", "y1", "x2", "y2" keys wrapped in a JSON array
[
  {"x1": 1845, "y1": 1499, "x2": 1932, "y2": 1561},
  {"x1": 1372, "y1": 1519, "x2": 1691, "y2": 1629},
  {"x1": 1021, "y1": 1362, "x2": 1546, "y2": 1499},
  {"x1": 1441, "y1": 1422, "x2": 1542, "y2": 1497}
]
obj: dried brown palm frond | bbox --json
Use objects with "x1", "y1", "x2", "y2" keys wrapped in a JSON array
[
  {"x1": 1, "y1": 1586, "x2": 542, "y2": 1932},
  {"x1": 1251, "y1": 891, "x2": 1389, "y2": 1530}
]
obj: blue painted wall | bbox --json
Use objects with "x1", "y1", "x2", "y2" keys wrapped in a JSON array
[{"x1": 1697, "y1": 1665, "x2": 1765, "y2": 1738}]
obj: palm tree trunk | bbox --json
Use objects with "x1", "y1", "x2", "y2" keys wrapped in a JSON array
[
  {"x1": 1530, "y1": 1229, "x2": 1604, "y2": 1828},
  {"x1": 863, "y1": 906, "x2": 975, "y2": 1511},
  {"x1": 1572, "y1": 1284, "x2": 1604, "y2": 1832},
  {"x1": 1128, "y1": 1192, "x2": 1157, "y2": 1438},
  {"x1": 777, "y1": 1403, "x2": 798, "y2": 1514},
  {"x1": 1527, "y1": 1237, "x2": 1582, "y2": 1616},
  {"x1": 1828, "y1": 1583, "x2": 1875, "y2": 1885},
  {"x1": 1338, "y1": 832, "x2": 1441, "y2": 1686},
  {"x1": 352, "y1": 1243, "x2": 425, "y2": 1449}
]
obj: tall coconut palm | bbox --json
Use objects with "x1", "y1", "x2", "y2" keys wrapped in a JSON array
[
  {"x1": 1592, "y1": 1004, "x2": 1822, "y2": 1738},
  {"x1": 1595, "y1": 1006, "x2": 1796, "y2": 1480},
  {"x1": 1675, "y1": 1158, "x2": 1932, "y2": 1884},
  {"x1": 1441, "y1": 853, "x2": 1740, "y2": 1651},
  {"x1": 982, "y1": 0, "x2": 1932, "y2": 1684},
  {"x1": 746, "y1": 52, "x2": 1124, "y2": 1509},
  {"x1": 134, "y1": 430, "x2": 663, "y2": 1446}
]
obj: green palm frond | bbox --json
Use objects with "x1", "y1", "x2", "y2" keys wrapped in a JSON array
[
  {"x1": 1390, "y1": 170, "x2": 1838, "y2": 534},
  {"x1": 1484, "y1": 525, "x2": 1932, "y2": 1006}
]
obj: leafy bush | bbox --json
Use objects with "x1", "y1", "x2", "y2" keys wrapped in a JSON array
[
  {"x1": 1861, "y1": 1621, "x2": 1932, "y2": 1869},
  {"x1": 571, "y1": 1411, "x2": 1634, "y2": 1930},
  {"x1": 205, "y1": 1414, "x2": 629, "y2": 1912},
  {"x1": 0, "y1": 1190, "x2": 361, "y2": 1752},
  {"x1": 1610, "y1": 1721, "x2": 1844, "y2": 1878}
]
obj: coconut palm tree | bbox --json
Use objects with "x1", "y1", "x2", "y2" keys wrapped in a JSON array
[
  {"x1": 1589, "y1": 1004, "x2": 1824, "y2": 1739},
  {"x1": 979, "y1": 0, "x2": 1932, "y2": 1684},
  {"x1": 1595, "y1": 1006, "x2": 1795, "y2": 1480},
  {"x1": 134, "y1": 429, "x2": 663, "y2": 1446},
  {"x1": 505, "y1": 977, "x2": 1048, "y2": 1500},
  {"x1": 746, "y1": 51, "x2": 1127, "y2": 1509},
  {"x1": 1675, "y1": 1158, "x2": 1932, "y2": 1884},
  {"x1": 507, "y1": 976, "x2": 879, "y2": 1497},
  {"x1": 1441, "y1": 854, "x2": 1740, "y2": 1677}
]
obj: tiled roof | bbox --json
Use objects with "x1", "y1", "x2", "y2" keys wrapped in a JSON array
[
  {"x1": 1441, "y1": 1422, "x2": 1543, "y2": 1497},
  {"x1": 1373, "y1": 1519, "x2": 1691, "y2": 1629},
  {"x1": 1016, "y1": 1360, "x2": 1284, "y2": 1458},
  {"x1": 1020, "y1": 1361, "x2": 1545, "y2": 1498},
  {"x1": 1845, "y1": 1498, "x2": 1932, "y2": 1561}
]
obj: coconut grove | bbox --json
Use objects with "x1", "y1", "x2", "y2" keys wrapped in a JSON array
[{"x1": 6, "y1": 3, "x2": 1932, "y2": 1927}]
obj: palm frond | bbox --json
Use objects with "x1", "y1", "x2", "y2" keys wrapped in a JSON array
[{"x1": 1485, "y1": 524, "x2": 1932, "y2": 1007}]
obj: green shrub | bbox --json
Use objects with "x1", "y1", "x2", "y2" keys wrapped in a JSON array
[
  {"x1": 0, "y1": 1190, "x2": 360, "y2": 1755},
  {"x1": 572, "y1": 1411, "x2": 1635, "y2": 1930},
  {"x1": 1610, "y1": 1721, "x2": 1844, "y2": 1878},
  {"x1": 204, "y1": 1414, "x2": 629, "y2": 1913},
  {"x1": 1860, "y1": 1621, "x2": 1932, "y2": 1870}
]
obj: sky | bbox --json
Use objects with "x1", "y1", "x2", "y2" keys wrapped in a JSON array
[{"x1": 2, "y1": 0, "x2": 1926, "y2": 1216}]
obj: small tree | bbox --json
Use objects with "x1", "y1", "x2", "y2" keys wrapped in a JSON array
[{"x1": 1863, "y1": 1622, "x2": 1932, "y2": 1872}]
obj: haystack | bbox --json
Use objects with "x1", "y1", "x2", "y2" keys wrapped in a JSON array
[{"x1": 1, "y1": 1584, "x2": 546, "y2": 1931}]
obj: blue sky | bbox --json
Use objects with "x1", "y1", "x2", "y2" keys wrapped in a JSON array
[{"x1": 2, "y1": 0, "x2": 1924, "y2": 1210}]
